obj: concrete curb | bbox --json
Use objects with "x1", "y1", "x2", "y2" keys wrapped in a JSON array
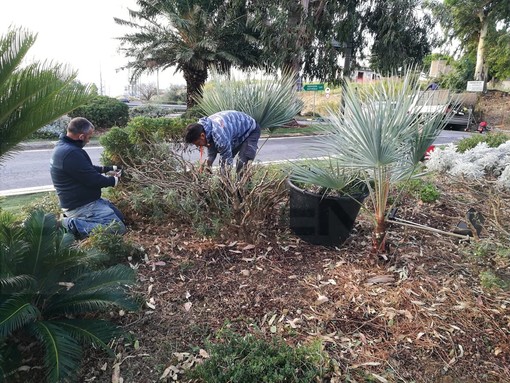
[{"x1": 0, "y1": 185, "x2": 55, "y2": 197}]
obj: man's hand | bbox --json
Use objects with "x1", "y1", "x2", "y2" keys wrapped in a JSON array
[{"x1": 113, "y1": 169, "x2": 122, "y2": 186}]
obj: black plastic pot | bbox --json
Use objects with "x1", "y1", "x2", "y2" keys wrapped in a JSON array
[{"x1": 288, "y1": 179, "x2": 367, "y2": 246}]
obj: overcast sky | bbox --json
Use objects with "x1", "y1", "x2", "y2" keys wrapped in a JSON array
[{"x1": 1, "y1": 0, "x2": 185, "y2": 96}]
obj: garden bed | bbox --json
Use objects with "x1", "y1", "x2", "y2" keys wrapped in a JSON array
[{"x1": 68, "y1": 175, "x2": 510, "y2": 383}]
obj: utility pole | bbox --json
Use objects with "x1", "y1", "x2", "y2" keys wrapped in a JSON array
[{"x1": 99, "y1": 65, "x2": 104, "y2": 95}]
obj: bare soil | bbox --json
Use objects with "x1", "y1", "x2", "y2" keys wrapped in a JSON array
[{"x1": 476, "y1": 90, "x2": 510, "y2": 130}]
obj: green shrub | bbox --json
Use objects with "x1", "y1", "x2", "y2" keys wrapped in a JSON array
[
  {"x1": 127, "y1": 116, "x2": 191, "y2": 144},
  {"x1": 100, "y1": 116, "x2": 193, "y2": 165},
  {"x1": 69, "y1": 95, "x2": 129, "y2": 129},
  {"x1": 186, "y1": 329, "x2": 328, "y2": 383},
  {"x1": 417, "y1": 183, "x2": 440, "y2": 202},
  {"x1": 84, "y1": 226, "x2": 145, "y2": 265},
  {"x1": 99, "y1": 126, "x2": 132, "y2": 164},
  {"x1": 403, "y1": 179, "x2": 441, "y2": 203},
  {"x1": 479, "y1": 270, "x2": 509, "y2": 290},
  {"x1": 456, "y1": 132, "x2": 510, "y2": 153}
]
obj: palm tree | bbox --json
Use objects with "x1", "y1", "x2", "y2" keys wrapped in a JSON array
[
  {"x1": 115, "y1": 0, "x2": 261, "y2": 108},
  {"x1": 0, "y1": 27, "x2": 93, "y2": 162},
  {"x1": 293, "y1": 69, "x2": 451, "y2": 254},
  {"x1": 0, "y1": 210, "x2": 138, "y2": 382}
]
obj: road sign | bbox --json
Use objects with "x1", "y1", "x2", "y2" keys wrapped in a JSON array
[{"x1": 303, "y1": 83, "x2": 325, "y2": 91}]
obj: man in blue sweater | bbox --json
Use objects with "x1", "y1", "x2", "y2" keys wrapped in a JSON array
[
  {"x1": 184, "y1": 110, "x2": 261, "y2": 173},
  {"x1": 50, "y1": 117, "x2": 126, "y2": 239}
]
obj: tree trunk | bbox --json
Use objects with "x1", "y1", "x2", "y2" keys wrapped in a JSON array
[
  {"x1": 372, "y1": 216, "x2": 387, "y2": 254},
  {"x1": 474, "y1": 10, "x2": 488, "y2": 85},
  {"x1": 183, "y1": 66, "x2": 208, "y2": 109}
]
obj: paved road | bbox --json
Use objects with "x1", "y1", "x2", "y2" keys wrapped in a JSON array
[{"x1": 0, "y1": 131, "x2": 472, "y2": 194}]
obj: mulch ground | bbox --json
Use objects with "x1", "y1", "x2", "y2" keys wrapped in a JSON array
[{"x1": 65, "y1": 174, "x2": 510, "y2": 383}]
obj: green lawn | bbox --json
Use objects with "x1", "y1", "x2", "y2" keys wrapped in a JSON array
[{"x1": 0, "y1": 192, "x2": 53, "y2": 213}]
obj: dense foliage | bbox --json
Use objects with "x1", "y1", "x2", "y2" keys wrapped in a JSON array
[
  {"x1": 187, "y1": 330, "x2": 328, "y2": 382},
  {"x1": 366, "y1": 0, "x2": 434, "y2": 74},
  {"x1": 99, "y1": 116, "x2": 193, "y2": 165},
  {"x1": 426, "y1": 0, "x2": 510, "y2": 82},
  {"x1": 0, "y1": 210, "x2": 138, "y2": 382},
  {"x1": 115, "y1": 0, "x2": 440, "y2": 94},
  {"x1": 68, "y1": 95, "x2": 129, "y2": 130}
]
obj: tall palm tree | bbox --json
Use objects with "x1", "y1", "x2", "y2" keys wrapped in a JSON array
[
  {"x1": 0, "y1": 27, "x2": 93, "y2": 162},
  {"x1": 0, "y1": 210, "x2": 138, "y2": 382},
  {"x1": 115, "y1": 0, "x2": 261, "y2": 108}
]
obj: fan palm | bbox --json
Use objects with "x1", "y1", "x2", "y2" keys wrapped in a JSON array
[
  {"x1": 293, "y1": 69, "x2": 452, "y2": 253},
  {"x1": 115, "y1": 0, "x2": 261, "y2": 108},
  {"x1": 196, "y1": 70, "x2": 303, "y2": 131},
  {"x1": 0, "y1": 210, "x2": 138, "y2": 382},
  {"x1": 0, "y1": 27, "x2": 93, "y2": 162}
]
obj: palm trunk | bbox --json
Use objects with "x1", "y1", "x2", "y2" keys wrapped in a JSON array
[
  {"x1": 183, "y1": 66, "x2": 208, "y2": 109},
  {"x1": 372, "y1": 216, "x2": 387, "y2": 254}
]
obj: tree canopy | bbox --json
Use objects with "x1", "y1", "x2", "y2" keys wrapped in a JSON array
[
  {"x1": 426, "y1": 0, "x2": 510, "y2": 82},
  {"x1": 115, "y1": 0, "x2": 261, "y2": 108}
]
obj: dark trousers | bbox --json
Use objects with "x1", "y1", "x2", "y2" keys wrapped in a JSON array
[{"x1": 233, "y1": 124, "x2": 261, "y2": 173}]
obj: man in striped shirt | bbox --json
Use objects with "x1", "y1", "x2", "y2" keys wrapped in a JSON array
[{"x1": 185, "y1": 110, "x2": 261, "y2": 173}]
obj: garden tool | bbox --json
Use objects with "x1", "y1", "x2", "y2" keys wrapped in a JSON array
[{"x1": 388, "y1": 208, "x2": 471, "y2": 240}]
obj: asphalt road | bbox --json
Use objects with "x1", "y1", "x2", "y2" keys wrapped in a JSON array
[{"x1": 0, "y1": 131, "x2": 472, "y2": 194}]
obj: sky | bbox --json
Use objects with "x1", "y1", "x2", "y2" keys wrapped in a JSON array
[{"x1": 1, "y1": 0, "x2": 185, "y2": 97}]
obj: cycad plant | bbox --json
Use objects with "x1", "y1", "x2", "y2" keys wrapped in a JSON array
[
  {"x1": 195, "y1": 69, "x2": 303, "y2": 131},
  {"x1": 0, "y1": 26, "x2": 92, "y2": 162},
  {"x1": 295, "y1": 69, "x2": 451, "y2": 253},
  {"x1": 0, "y1": 210, "x2": 138, "y2": 382}
]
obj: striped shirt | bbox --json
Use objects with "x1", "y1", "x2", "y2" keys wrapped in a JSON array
[{"x1": 199, "y1": 110, "x2": 257, "y2": 166}]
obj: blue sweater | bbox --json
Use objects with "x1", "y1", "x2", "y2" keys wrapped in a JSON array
[
  {"x1": 50, "y1": 134, "x2": 115, "y2": 210},
  {"x1": 199, "y1": 111, "x2": 257, "y2": 166}
]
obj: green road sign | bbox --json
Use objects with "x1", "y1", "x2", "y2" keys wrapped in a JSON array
[{"x1": 303, "y1": 83, "x2": 325, "y2": 91}]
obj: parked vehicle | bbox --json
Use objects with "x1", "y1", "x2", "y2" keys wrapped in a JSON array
[{"x1": 409, "y1": 90, "x2": 474, "y2": 130}]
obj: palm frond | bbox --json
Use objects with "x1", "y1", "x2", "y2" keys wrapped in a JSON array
[
  {"x1": 0, "y1": 274, "x2": 35, "y2": 293},
  {"x1": 58, "y1": 319, "x2": 123, "y2": 355},
  {"x1": 0, "y1": 296, "x2": 39, "y2": 337},
  {"x1": 0, "y1": 27, "x2": 93, "y2": 162},
  {"x1": 45, "y1": 265, "x2": 138, "y2": 315},
  {"x1": 289, "y1": 158, "x2": 365, "y2": 195},
  {"x1": 21, "y1": 210, "x2": 57, "y2": 276},
  {"x1": 197, "y1": 69, "x2": 302, "y2": 130},
  {"x1": 29, "y1": 321, "x2": 82, "y2": 383}
]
